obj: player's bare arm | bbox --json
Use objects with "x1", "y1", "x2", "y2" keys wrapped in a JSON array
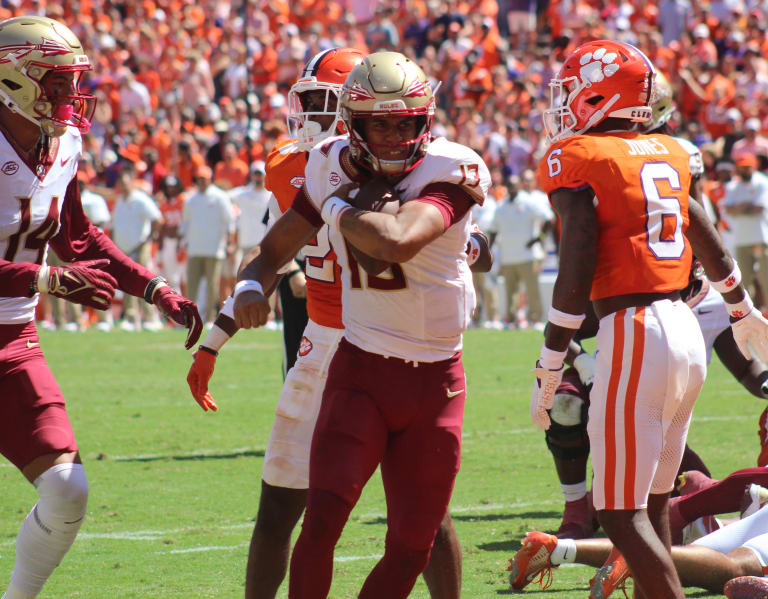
[
  {"x1": 235, "y1": 207, "x2": 319, "y2": 329},
  {"x1": 685, "y1": 199, "x2": 745, "y2": 304},
  {"x1": 545, "y1": 187, "x2": 599, "y2": 353},
  {"x1": 335, "y1": 199, "x2": 446, "y2": 263}
]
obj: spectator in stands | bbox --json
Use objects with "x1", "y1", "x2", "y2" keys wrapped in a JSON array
[{"x1": 733, "y1": 118, "x2": 768, "y2": 167}]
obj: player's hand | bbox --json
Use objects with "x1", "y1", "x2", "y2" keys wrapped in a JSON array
[
  {"x1": 573, "y1": 352, "x2": 596, "y2": 388},
  {"x1": 153, "y1": 286, "x2": 203, "y2": 350},
  {"x1": 732, "y1": 307, "x2": 768, "y2": 362},
  {"x1": 39, "y1": 259, "x2": 117, "y2": 309},
  {"x1": 187, "y1": 349, "x2": 218, "y2": 412},
  {"x1": 234, "y1": 290, "x2": 271, "y2": 329},
  {"x1": 530, "y1": 363, "x2": 564, "y2": 430}
]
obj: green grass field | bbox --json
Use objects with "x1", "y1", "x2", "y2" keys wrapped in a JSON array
[{"x1": 0, "y1": 327, "x2": 761, "y2": 598}]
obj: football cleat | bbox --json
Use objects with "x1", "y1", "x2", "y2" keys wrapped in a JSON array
[
  {"x1": 507, "y1": 531, "x2": 559, "y2": 591},
  {"x1": 724, "y1": 576, "x2": 768, "y2": 599},
  {"x1": 589, "y1": 547, "x2": 630, "y2": 599},
  {"x1": 556, "y1": 494, "x2": 597, "y2": 539}
]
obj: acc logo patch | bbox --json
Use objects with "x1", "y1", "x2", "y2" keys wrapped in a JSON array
[
  {"x1": 329, "y1": 172, "x2": 341, "y2": 186},
  {"x1": 289, "y1": 175, "x2": 305, "y2": 189},
  {"x1": 298, "y1": 336, "x2": 313, "y2": 356},
  {"x1": 1, "y1": 161, "x2": 18, "y2": 175}
]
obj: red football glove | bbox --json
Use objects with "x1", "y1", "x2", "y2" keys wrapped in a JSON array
[
  {"x1": 187, "y1": 349, "x2": 218, "y2": 411},
  {"x1": 153, "y1": 286, "x2": 203, "y2": 350},
  {"x1": 38, "y1": 259, "x2": 117, "y2": 310}
]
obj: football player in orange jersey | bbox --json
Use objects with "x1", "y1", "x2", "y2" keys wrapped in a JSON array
[
  {"x1": 521, "y1": 40, "x2": 768, "y2": 599},
  {"x1": 187, "y1": 48, "x2": 487, "y2": 599}
]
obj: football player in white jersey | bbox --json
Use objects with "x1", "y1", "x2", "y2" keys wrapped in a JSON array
[
  {"x1": 0, "y1": 17, "x2": 202, "y2": 599},
  {"x1": 234, "y1": 51, "x2": 491, "y2": 599}
]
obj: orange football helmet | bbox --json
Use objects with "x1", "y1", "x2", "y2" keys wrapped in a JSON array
[
  {"x1": 543, "y1": 40, "x2": 654, "y2": 144},
  {"x1": 286, "y1": 47, "x2": 364, "y2": 151}
]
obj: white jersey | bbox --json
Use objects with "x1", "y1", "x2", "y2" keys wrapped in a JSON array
[
  {"x1": 0, "y1": 129, "x2": 81, "y2": 324},
  {"x1": 303, "y1": 135, "x2": 490, "y2": 362}
]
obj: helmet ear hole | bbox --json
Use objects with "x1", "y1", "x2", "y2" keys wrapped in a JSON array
[
  {"x1": 586, "y1": 96, "x2": 603, "y2": 106},
  {"x1": 2, "y1": 79, "x2": 21, "y2": 91}
]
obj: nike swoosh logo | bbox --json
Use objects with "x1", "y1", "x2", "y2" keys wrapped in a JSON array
[
  {"x1": 697, "y1": 309, "x2": 711, "y2": 315},
  {"x1": 446, "y1": 388, "x2": 464, "y2": 398},
  {"x1": 26, "y1": 340, "x2": 39, "y2": 349},
  {"x1": 61, "y1": 157, "x2": 70, "y2": 167}
]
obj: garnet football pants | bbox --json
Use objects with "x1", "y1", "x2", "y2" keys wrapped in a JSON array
[
  {"x1": 0, "y1": 322, "x2": 77, "y2": 470},
  {"x1": 289, "y1": 338, "x2": 465, "y2": 599}
]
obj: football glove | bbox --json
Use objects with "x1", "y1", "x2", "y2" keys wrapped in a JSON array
[
  {"x1": 37, "y1": 259, "x2": 117, "y2": 309},
  {"x1": 187, "y1": 348, "x2": 218, "y2": 412},
  {"x1": 531, "y1": 363, "x2": 564, "y2": 430},
  {"x1": 153, "y1": 286, "x2": 203, "y2": 350},
  {"x1": 731, "y1": 307, "x2": 768, "y2": 363}
]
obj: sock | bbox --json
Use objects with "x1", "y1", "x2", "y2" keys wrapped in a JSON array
[
  {"x1": 6, "y1": 463, "x2": 88, "y2": 597},
  {"x1": 551, "y1": 538, "x2": 577, "y2": 565},
  {"x1": 562, "y1": 481, "x2": 587, "y2": 502}
]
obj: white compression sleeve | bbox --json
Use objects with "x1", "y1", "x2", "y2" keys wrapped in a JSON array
[{"x1": 6, "y1": 464, "x2": 88, "y2": 597}]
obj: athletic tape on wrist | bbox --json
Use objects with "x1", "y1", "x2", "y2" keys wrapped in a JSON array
[
  {"x1": 711, "y1": 263, "x2": 742, "y2": 294},
  {"x1": 320, "y1": 196, "x2": 352, "y2": 229},
  {"x1": 233, "y1": 279, "x2": 264, "y2": 300},
  {"x1": 36, "y1": 264, "x2": 50, "y2": 293},
  {"x1": 726, "y1": 294, "x2": 754, "y2": 319},
  {"x1": 548, "y1": 306, "x2": 586, "y2": 329},
  {"x1": 539, "y1": 345, "x2": 568, "y2": 370}
]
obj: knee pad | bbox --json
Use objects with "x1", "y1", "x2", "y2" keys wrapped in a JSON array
[
  {"x1": 546, "y1": 384, "x2": 590, "y2": 460},
  {"x1": 35, "y1": 463, "x2": 89, "y2": 531}
]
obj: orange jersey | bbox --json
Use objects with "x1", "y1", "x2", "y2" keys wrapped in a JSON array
[
  {"x1": 537, "y1": 132, "x2": 693, "y2": 301},
  {"x1": 266, "y1": 140, "x2": 343, "y2": 329}
]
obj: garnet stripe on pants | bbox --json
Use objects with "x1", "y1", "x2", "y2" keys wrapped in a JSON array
[
  {"x1": 603, "y1": 309, "x2": 626, "y2": 510},
  {"x1": 623, "y1": 307, "x2": 646, "y2": 506}
]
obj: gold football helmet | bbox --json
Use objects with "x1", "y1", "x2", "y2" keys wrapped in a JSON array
[
  {"x1": 642, "y1": 71, "x2": 675, "y2": 132},
  {"x1": 0, "y1": 16, "x2": 95, "y2": 137},
  {"x1": 339, "y1": 51, "x2": 435, "y2": 176}
]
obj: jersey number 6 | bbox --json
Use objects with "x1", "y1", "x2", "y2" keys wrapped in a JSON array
[{"x1": 641, "y1": 162, "x2": 685, "y2": 260}]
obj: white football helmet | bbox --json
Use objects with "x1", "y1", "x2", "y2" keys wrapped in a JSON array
[{"x1": 0, "y1": 16, "x2": 95, "y2": 137}]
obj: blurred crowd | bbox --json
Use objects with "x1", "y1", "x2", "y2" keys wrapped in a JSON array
[{"x1": 10, "y1": 0, "x2": 768, "y2": 330}]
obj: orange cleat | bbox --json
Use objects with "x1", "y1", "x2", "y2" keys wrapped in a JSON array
[
  {"x1": 589, "y1": 547, "x2": 630, "y2": 599},
  {"x1": 724, "y1": 576, "x2": 768, "y2": 599},
  {"x1": 507, "y1": 531, "x2": 559, "y2": 591}
]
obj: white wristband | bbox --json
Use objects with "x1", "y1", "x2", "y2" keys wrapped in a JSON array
[
  {"x1": 233, "y1": 279, "x2": 264, "y2": 300},
  {"x1": 321, "y1": 196, "x2": 352, "y2": 229},
  {"x1": 200, "y1": 325, "x2": 230, "y2": 352},
  {"x1": 539, "y1": 345, "x2": 568, "y2": 370},
  {"x1": 726, "y1": 294, "x2": 754, "y2": 319},
  {"x1": 711, "y1": 263, "x2": 742, "y2": 294},
  {"x1": 466, "y1": 236, "x2": 481, "y2": 265},
  {"x1": 548, "y1": 306, "x2": 586, "y2": 329},
  {"x1": 36, "y1": 264, "x2": 50, "y2": 293}
]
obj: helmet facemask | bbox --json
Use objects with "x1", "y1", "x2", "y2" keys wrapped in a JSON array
[
  {"x1": 343, "y1": 103, "x2": 434, "y2": 177},
  {"x1": 286, "y1": 80, "x2": 343, "y2": 151},
  {"x1": 31, "y1": 65, "x2": 96, "y2": 136}
]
